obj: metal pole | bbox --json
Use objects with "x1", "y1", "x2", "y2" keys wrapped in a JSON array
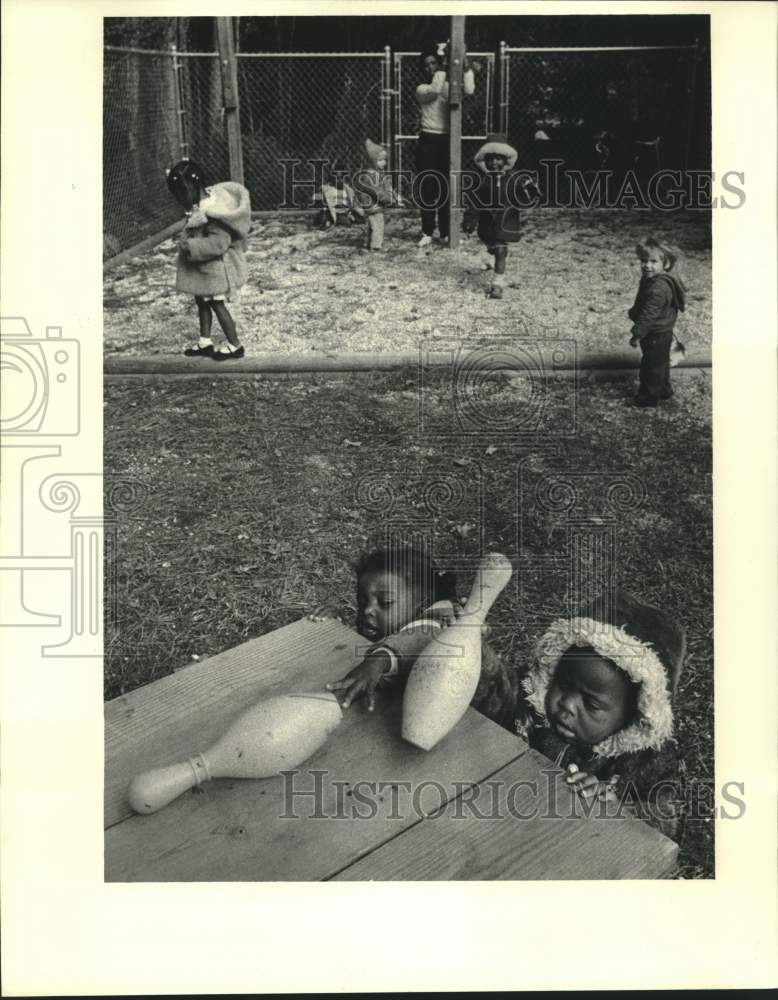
[
  {"x1": 216, "y1": 16, "x2": 244, "y2": 184},
  {"x1": 171, "y1": 44, "x2": 188, "y2": 159},
  {"x1": 448, "y1": 15, "x2": 465, "y2": 249}
]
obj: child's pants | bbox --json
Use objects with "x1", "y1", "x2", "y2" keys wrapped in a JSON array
[
  {"x1": 365, "y1": 212, "x2": 384, "y2": 250},
  {"x1": 638, "y1": 330, "x2": 674, "y2": 401}
]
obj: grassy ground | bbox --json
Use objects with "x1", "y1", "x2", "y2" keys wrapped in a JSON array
[
  {"x1": 104, "y1": 366, "x2": 713, "y2": 877},
  {"x1": 103, "y1": 209, "x2": 711, "y2": 356}
]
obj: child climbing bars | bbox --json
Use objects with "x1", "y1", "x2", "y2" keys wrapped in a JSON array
[{"x1": 166, "y1": 159, "x2": 252, "y2": 360}]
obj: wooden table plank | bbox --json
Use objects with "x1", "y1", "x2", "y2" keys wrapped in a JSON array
[
  {"x1": 105, "y1": 618, "x2": 527, "y2": 881},
  {"x1": 105, "y1": 698, "x2": 526, "y2": 882},
  {"x1": 105, "y1": 618, "x2": 370, "y2": 827},
  {"x1": 333, "y1": 747, "x2": 678, "y2": 881}
]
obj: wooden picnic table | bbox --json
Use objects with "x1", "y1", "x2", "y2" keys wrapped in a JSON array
[{"x1": 105, "y1": 618, "x2": 678, "y2": 881}]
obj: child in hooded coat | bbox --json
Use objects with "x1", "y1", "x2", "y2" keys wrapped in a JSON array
[
  {"x1": 628, "y1": 237, "x2": 688, "y2": 406},
  {"x1": 166, "y1": 159, "x2": 252, "y2": 360},
  {"x1": 351, "y1": 139, "x2": 394, "y2": 251},
  {"x1": 515, "y1": 590, "x2": 686, "y2": 840},
  {"x1": 463, "y1": 139, "x2": 538, "y2": 299}
]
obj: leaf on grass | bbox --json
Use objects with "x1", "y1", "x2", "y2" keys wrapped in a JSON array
[
  {"x1": 452, "y1": 522, "x2": 475, "y2": 539},
  {"x1": 342, "y1": 439, "x2": 362, "y2": 448},
  {"x1": 485, "y1": 445, "x2": 498, "y2": 456}
]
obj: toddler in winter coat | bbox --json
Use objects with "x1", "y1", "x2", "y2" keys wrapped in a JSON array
[
  {"x1": 351, "y1": 139, "x2": 394, "y2": 251},
  {"x1": 463, "y1": 139, "x2": 539, "y2": 299},
  {"x1": 166, "y1": 159, "x2": 251, "y2": 360},
  {"x1": 628, "y1": 237, "x2": 687, "y2": 406},
  {"x1": 515, "y1": 589, "x2": 687, "y2": 839}
]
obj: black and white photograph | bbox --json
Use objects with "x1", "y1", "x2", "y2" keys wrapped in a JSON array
[
  {"x1": 103, "y1": 11, "x2": 715, "y2": 882},
  {"x1": 1, "y1": 0, "x2": 777, "y2": 993}
]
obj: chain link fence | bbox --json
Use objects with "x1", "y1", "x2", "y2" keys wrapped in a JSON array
[
  {"x1": 237, "y1": 52, "x2": 390, "y2": 210},
  {"x1": 501, "y1": 45, "x2": 698, "y2": 186},
  {"x1": 393, "y1": 51, "x2": 493, "y2": 201},
  {"x1": 104, "y1": 40, "x2": 701, "y2": 261}
]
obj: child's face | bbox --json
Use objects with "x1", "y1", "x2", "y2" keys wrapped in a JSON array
[
  {"x1": 544, "y1": 649, "x2": 637, "y2": 746},
  {"x1": 639, "y1": 249, "x2": 668, "y2": 278},
  {"x1": 484, "y1": 153, "x2": 508, "y2": 174},
  {"x1": 356, "y1": 570, "x2": 419, "y2": 643}
]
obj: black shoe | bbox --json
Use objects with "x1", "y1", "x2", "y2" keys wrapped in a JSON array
[
  {"x1": 633, "y1": 395, "x2": 658, "y2": 408},
  {"x1": 212, "y1": 346, "x2": 245, "y2": 361},
  {"x1": 184, "y1": 344, "x2": 214, "y2": 357}
]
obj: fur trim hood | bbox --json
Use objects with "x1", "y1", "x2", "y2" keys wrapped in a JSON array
[
  {"x1": 522, "y1": 591, "x2": 686, "y2": 759},
  {"x1": 475, "y1": 141, "x2": 518, "y2": 172},
  {"x1": 190, "y1": 181, "x2": 252, "y2": 240}
]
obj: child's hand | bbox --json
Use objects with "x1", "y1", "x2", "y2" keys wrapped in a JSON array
[
  {"x1": 565, "y1": 764, "x2": 617, "y2": 801},
  {"x1": 326, "y1": 650, "x2": 392, "y2": 711},
  {"x1": 308, "y1": 603, "x2": 342, "y2": 623},
  {"x1": 629, "y1": 336, "x2": 639, "y2": 348}
]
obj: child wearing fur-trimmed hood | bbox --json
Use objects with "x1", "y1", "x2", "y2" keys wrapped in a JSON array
[
  {"x1": 515, "y1": 590, "x2": 687, "y2": 839},
  {"x1": 463, "y1": 138, "x2": 539, "y2": 299}
]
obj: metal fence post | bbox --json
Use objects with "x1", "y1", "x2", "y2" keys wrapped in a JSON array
[
  {"x1": 216, "y1": 16, "x2": 244, "y2": 184},
  {"x1": 381, "y1": 45, "x2": 392, "y2": 167},
  {"x1": 171, "y1": 44, "x2": 188, "y2": 159},
  {"x1": 499, "y1": 41, "x2": 508, "y2": 135}
]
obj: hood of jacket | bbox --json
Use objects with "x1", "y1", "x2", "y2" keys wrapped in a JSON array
[
  {"x1": 195, "y1": 181, "x2": 252, "y2": 239},
  {"x1": 522, "y1": 590, "x2": 686, "y2": 759},
  {"x1": 653, "y1": 271, "x2": 687, "y2": 312}
]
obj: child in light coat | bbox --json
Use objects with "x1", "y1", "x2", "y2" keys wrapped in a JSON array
[
  {"x1": 166, "y1": 159, "x2": 251, "y2": 360},
  {"x1": 351, "y1": 139, "x2": 394, "y2": 251}
]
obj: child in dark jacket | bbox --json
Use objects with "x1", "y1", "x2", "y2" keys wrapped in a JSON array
[
  {"x1": 310, "y1": 544, "x2": 519, "y2": 732},
  {"x1": 166, "y1": 159, "x2": 251, "y2": 360},
  {"x1": 515, "y1": 589, "x2": 686, "y2": 839},
  {"x1": 463, "y1": 139, "x2": 538, "y2": 299},
  {"x1": 628, "y1": 237, "x2": 687, "y2": 406}
]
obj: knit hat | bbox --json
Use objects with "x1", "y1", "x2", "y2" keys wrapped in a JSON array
[
  {"x1": 522, "y1": 590, "x2": 686, "y2": 759},
  {"x1": 474, "y1": 141, "x2": 518, "y2": 172},
  {"x1": 365, "y1": 139, "x2": 388, "y2": 168}
]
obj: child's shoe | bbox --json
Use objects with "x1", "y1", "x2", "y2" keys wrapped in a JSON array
[
  {"x1": 488, "y1": 285, "x2": 504, "y2": 299},
  {"x1": 184, "y1": 343, "x2": 215, "y2": 358},
  {"x1": 417, "y1": 235, "x2": 433, "y2": 248},
  {"x1": 212, "y1": 345, "x2": 245, "y2": 361},
  {"x1": 633, "y1": 395, "x2": 658, "y2": 408}
]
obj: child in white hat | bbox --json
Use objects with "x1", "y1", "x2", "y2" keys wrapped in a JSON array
[
  {"x1": 464, "y1": 139, "x2": 536, "y2": 299},
  {"x1": 516, "y1": 590, "x2": 687, "y2": 839},
  {"x1": 351, "y1": 139, "x2": 394, "y2": 251}
]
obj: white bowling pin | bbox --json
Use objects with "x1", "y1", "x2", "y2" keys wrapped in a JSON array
[
  {"x1": 402, "y1": 553, "x2": 513, "y2": 750},
  {"x1": 128, "y1": 692, "x2": 342, "y2": 814}
]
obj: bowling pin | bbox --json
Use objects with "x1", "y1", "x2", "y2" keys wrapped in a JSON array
[
  {"x1": 128, "y1": 692, "x2": 342, "y2": 814},
  {"x1": 402, "y1": 553, "x2": 513, "y2": 750}
]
